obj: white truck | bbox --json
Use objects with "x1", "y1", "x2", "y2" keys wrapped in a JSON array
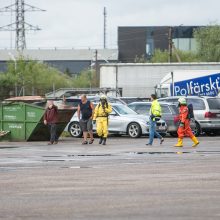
[{"x1": 156, "y1": 70, "x2": 220, "y2": 98}]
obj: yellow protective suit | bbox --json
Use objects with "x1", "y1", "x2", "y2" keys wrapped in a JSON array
[{"x1": 93, "y1": 102, "x2": 112, "y2": 138}]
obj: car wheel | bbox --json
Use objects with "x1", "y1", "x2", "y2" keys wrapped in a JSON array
[
  {"x1": 68, "y1": 122, "x2": 82, "y2": 138},
  {"x1": 127, "y1": 122, "x2": 141, "y2": 138},
  {"x1": 193, "y1": 122, "x2": 201, "y2": 137}
]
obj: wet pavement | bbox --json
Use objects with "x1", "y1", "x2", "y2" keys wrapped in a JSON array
[{"x1": 0, "y1": 136, "x2": 220, "y2": 220}]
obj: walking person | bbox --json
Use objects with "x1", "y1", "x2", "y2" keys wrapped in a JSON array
[
  {"x1": 78, "y1": 94, "x2": 95, "y2": 145},
  {"x1": 146, "y1": 94, "x2": 164, "y2": 146},
  {"x1": 175, "y1": 98, "x2": 199, "y2": 147},
  {"x1": 93, "y1": 95, "x2": 112, "y2": 145},
  {"x1": 44, "y1": 100, "x2": 59, "y2": 145}
]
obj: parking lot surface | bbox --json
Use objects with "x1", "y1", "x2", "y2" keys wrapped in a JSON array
[{"x1": 0, "y1": 136, "x2": 220, "y2": 220}]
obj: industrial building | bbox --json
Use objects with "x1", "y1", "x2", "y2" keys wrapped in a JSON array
[
  {"x1": 100, "y1": 62, "x2": 220, "y2": 97},
  {"x1": 0, "y1": 49, "x2": 118, "y2": 74},
  {"x1": 118, "y1": 26, "x2": 201, "y2": 62}
]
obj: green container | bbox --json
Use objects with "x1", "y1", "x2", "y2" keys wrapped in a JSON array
[{"x1": 0, "y1": 102, "x2": 75, "y2": 141}]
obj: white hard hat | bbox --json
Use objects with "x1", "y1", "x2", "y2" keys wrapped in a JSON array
[
  {"x1": 178, "y1": 97, "x2": 187, "y2": 105},
  {"x1": 100, "y1": 94, "x2": 107, "y2": 100}
]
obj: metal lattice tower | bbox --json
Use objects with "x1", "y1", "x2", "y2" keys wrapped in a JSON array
[
  {"x1": 0, "y1": 0, "x2": 45, "y2": 51},
  {"x1": 16, "y1": 0, "x2": 26, "y2": 50}
]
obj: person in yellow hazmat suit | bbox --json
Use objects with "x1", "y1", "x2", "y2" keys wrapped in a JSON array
[{"x1": 93, "y1": 95, "x2": 112, "y2": 145}]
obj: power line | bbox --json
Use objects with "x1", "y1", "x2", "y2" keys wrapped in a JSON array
[{"x1": 0, "y1": 0, "x2": 45, "y2": 51}]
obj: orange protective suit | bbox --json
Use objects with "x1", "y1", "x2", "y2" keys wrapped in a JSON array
[{"x1": 177, "y1": 105, "x2": 194, "y2": 139}]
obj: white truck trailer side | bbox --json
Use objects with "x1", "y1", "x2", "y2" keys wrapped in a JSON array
[
  {"x1": 156, "y1": 70, "x2": 220, "y2": 97},
  {"x1": 100, "y1": 63, "x2": 220, "y2": 97}
]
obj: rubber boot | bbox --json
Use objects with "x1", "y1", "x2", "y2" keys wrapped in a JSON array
[
  {"x1": 191, "y1": 136, "x2": 199, "y2": 147},
  {"x1": 174, "y1": 138, "x2": 183, "y2": 147},
  {"x1": 102, "y1": 138, "x2": 107, "y2": 145},
  {"x1": 99, "y1": 136, "x2": 103, "y2": 145}
]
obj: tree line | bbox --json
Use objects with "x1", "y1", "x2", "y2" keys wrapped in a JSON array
[{"x1": 0, "y1": 58, "x2": 98, "y2": 100}]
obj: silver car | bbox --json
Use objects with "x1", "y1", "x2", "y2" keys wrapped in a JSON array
[
  {"x1": 67, "y1": 103, "x2": 167, "y2": 138},
  {"x1": 128, "y1": 102, "x2": 180, "y2": 136},
  {"x1": 158, "y1": 96, "x2": 220, "y2": 136}
]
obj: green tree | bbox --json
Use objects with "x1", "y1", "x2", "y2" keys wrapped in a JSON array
[
  {"x1": 1, "y1": 57, "x2": 74, "y2": 99},
  {"x1": 150, "y1": 49, "x2": 169, "y2": 63},
  {"x1": 0, "y1": 72, "x2": 15, "y2": 100},
  {"x1": 64, "y1": 68, "x2": 72, "y2": 77},
  {"x1": 150, "y1": 49, "x2": 200, "y2": 63},
  {"x1": 134, "y1": 54, "x2": 147, "y2": 63},
  {"x1": 72, "y1": 69, "x2": 97, "y2": 88},
  {"x1": 194, "y1": 24, "x2": 220, "y2": 62}
]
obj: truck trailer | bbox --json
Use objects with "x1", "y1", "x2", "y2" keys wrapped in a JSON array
[
  {"x1": 156, "y1": 70, "x2": 220, "y2": 97},
  {"x1": 100, "y1": 63, "x2": 220, "y2": 97}
]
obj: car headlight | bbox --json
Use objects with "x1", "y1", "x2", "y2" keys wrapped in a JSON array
[{"x1": 138, "y1": 120, "x2": 149, "y2": 127}]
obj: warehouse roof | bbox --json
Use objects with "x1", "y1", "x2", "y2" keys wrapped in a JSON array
[{"x1": 0, "y1": 49, "x2": 118, "y2": 61}]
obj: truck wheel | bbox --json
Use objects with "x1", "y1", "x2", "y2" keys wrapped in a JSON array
[{"x1": 68, "y1": 122, "x2": 82, "y2": 138}]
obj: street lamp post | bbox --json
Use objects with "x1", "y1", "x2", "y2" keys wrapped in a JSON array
[{"x1": 168, "y1": 27, "x2": 173, "y2": 63}]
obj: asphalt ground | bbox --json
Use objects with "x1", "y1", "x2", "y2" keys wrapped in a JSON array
[{"x1": 0, "y1": 136, "x2": 220, "y2": 220}]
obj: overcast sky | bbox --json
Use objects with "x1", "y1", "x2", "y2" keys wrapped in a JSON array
[{"x1": 0, "y1": 0, "x2": 220, "y2": 50}]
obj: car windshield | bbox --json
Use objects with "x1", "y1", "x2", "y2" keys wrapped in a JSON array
[
  {"x1": 113, "y1": 105, "x2": 138, "y2": 115},
  {"x1": 169, "y1": 105, "x2": 179, "y2": 114},
  {"x1": 65, "y1": 99, "x2": 81, "y2": 107},
  {"x1": 187, "y1": 98, "x2": 206, "y2": 110},
  {"x1": 87, "y1": 97, "x2": 126, "y2": 105},
  {"x1": 128, "y1": 104, "x2": 150, "y2": 115},
  {"x1": 159, "y1": 98, "x2": 179, "y2": 104},
  {"x1": 207, "y1": 98, "x2": 220, "y2": 110}
]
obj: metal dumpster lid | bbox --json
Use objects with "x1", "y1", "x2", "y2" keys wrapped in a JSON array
[
  {"x1": 5, "y1": 96, "x2": 45, "y2": 102},
  {"x1": 0, "y1": 131, "x2": 10, "y2": 137}
]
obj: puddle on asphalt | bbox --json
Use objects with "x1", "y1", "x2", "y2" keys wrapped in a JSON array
[
  {"x1": 128, "y1": 151, "x2": 191, "y2": 155},
  {"x1": 67, "y1": 154, "x2": 113, "y2": 157},
  {"x1": 44, "y1": 160, "x2": 66, "y2": 162},
  {"x1": 197, "y1": 151, "x2": 220, "y2": 154},
  {"x1": 0, "y1": 147, "x2": 18, "y2": 149},
  {"x1": 61, "y1": 166, "x2": 92, "y2": 169},
  {"x1": 42, "y1": 152, "x2": 190, "y2": 162}
]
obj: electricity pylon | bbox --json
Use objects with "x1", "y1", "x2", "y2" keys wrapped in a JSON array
[{"x1": 0, "y1": 0, "x2": 45, "y2": 51}]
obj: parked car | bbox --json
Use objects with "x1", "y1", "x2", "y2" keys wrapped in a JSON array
[
  {"x1": 67, "y1": 103, "x2": 167, "y2": 138},
  {"x1": 128, "y1": 102, "x2": 197, "y2": 136},
  {"x1": 119, "y1": 97, "x2": 150, "y2": 104},
  {"x1": 158, "y1": 96, "x2": 220, "y2": 136},
  {"x1": 87, "y1": 96, "x2": 126, "y2": 105},
  {"x1": 64, "y1": 96, "x2": 126, "y2": 107}
]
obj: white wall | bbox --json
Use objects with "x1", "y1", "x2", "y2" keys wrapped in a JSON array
[
  {"x1": 100, "y1": 63, "x2": 220, "y2": 97},
  {"x1": 100, "y1": 66, "x2": 116, "y2": 88}
]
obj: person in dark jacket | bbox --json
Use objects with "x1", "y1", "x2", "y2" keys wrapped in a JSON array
[
  {"x1": 44, "y1": 100, "x2": 59, "y2": 145},
  {"x1": 77, "y1": 94, "x2": 94, "y2": 145}
]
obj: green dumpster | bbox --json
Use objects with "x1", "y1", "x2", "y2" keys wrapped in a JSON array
[{"x1": 0, "y1": 102, "x2": 75, "y2": 141}]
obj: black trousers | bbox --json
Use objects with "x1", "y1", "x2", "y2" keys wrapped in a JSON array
[{"x1": 48, "y1": 123, "x2": 58, "y2": 143}]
